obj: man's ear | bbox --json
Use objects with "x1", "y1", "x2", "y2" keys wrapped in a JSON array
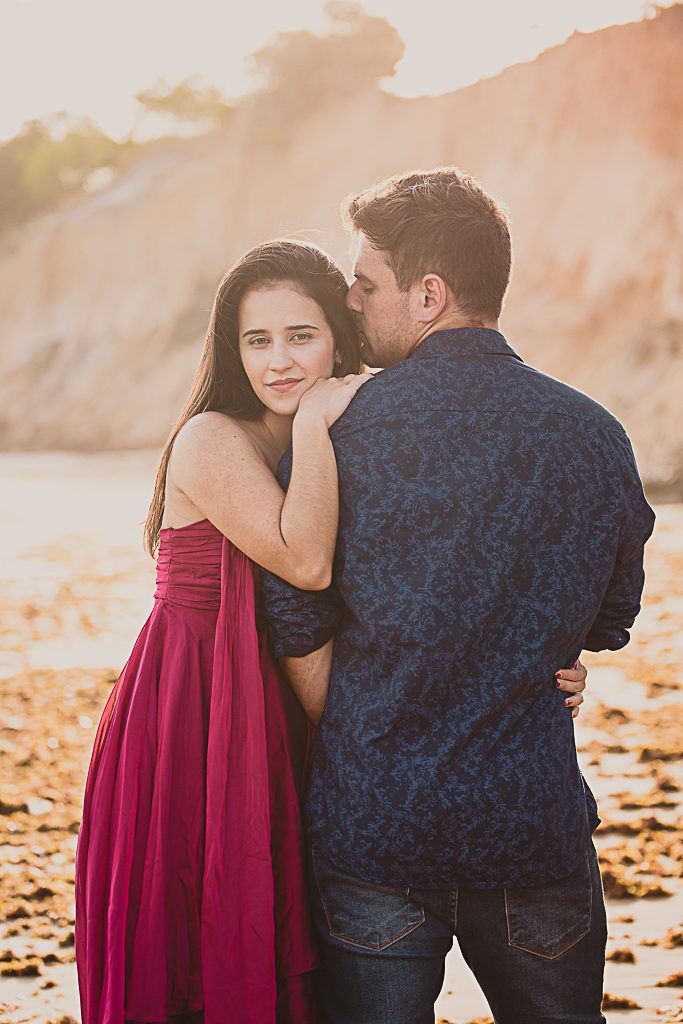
[{"x1": 416, "y1": 274, "x2": 448, "y2": 324}]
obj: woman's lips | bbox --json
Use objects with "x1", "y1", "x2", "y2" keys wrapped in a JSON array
[{"x1": 266, "y1": 378, "x2": 303, "y2": 393}]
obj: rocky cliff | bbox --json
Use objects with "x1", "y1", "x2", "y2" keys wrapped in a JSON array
[{"x1": 1, "y1": 5, "x2": 682, "y2": 495}]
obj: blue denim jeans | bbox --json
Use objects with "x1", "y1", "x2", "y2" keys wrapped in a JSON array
[{"x1": 308, "y1": 843, "x2": 607, "y2": 1024}]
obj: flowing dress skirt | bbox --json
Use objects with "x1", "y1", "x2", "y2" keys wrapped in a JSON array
[{"x1": 75, "y1": 520, "x2": 321, "y2": 1024}]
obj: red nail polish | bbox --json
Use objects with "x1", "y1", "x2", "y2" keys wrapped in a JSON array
[
  {"x1": 557, "y1": 681, "x2": 562, "y2": 688},
  {"x1": 565, "y1": 699, "x2": 572, "y2": 706},
  {"x1": 573, "y1": 660, "x2": 579, "y2": 669}
]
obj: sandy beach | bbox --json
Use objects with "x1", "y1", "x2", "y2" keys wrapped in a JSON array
[{"x1": 1, "y1": 451, "x2": 682, "y2": 1024}]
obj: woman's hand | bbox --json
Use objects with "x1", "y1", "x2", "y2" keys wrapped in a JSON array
[
  {"x1": 556, "y1": 659, "x2": 587, "y2": 719},
  {"x1": 296, "y1": 372, "x2": 374, "y2": 429}
]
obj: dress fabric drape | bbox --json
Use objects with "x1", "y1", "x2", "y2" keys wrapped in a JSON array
[{"x1": 75, "y1": 519, "x2": 321, "y2": 1024}]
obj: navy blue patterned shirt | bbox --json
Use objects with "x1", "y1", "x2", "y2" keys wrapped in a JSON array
[{"x1": 260, "y1": 329, "x2": 655, "y2": 889}]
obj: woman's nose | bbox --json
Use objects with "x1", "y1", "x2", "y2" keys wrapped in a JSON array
[{"x1": 269, "y1": 341, "x2": 294, "y2": 371}]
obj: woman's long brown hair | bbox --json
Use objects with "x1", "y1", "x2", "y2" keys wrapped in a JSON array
[{"x1": 143, "y1": 239, "x2": 362, "y2": 557}]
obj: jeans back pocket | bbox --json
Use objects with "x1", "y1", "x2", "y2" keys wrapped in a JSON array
[
  {"x1": 505, "y1": 853, "x2": 592, "y2": 959},
  {"x1": 311, "y1": 846, "x2": 425, "y2": 951}
]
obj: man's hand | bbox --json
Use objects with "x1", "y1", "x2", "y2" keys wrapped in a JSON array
[{"x1": 280, "y1": 638, "x2": 334, "y2": 725}]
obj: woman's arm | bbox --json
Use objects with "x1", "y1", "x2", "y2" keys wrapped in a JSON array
[
  {"x1": 280, "y1": 639, "x2": 334, "y2": 725},
  {"x1": 278, "y1": 653, "x2": 590, "y2": 728},
  {"x1": 167, "y1": 374, "x2": 371, "y2": 589}
]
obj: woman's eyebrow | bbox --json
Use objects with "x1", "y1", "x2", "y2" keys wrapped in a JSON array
[{"x1": 242, "y1": 323, "x2": 319, "y2": 338}]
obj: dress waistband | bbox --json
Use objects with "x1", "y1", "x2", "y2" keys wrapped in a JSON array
[{"x1": 154, "y1": 520, "x2": 223, "y2": 609}]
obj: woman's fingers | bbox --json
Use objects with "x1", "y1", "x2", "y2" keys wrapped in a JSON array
[
  {"x1": 339, "y1": 371, "x2": 374, "y2": 394},
  {"x1": 300, "y1": 371, "x2": 374, "y2": 428},
  {"x1": 557, "y1": 672, "x2": 586, "y2": 692},
  {"x1": 346, "y1": 371, "x2": 374, "y2": 392},
  {"x1": 556, "y1": 658, "x2": 587, "y2": 718},
  {"x1": 565, "y1": 691, "x2": 584, "y2": 719},
  {"x1": 556, "y1": 658, "x2": 587, "y2": 693}
]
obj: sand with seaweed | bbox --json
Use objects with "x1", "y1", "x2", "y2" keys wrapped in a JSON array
[{"x1": 1, "y1": 453, "x2": 682, "y2": 1024}]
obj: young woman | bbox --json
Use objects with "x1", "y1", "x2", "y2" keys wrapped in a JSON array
[{"x1": 75, "y1": 240, "x2": 587, "y2": 1024}]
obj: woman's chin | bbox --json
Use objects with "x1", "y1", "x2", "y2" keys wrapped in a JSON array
[{"x1": 260, "y1": 393, "x2": 300, "y2": 418}]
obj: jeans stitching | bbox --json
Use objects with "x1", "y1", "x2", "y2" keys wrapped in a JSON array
[
  {"x1": 311, "y1": 848, "x2": 425, "y2": 951},
  {"x1": 450, "y1": 888, "x2": 458, "y2": 932},
  {"x1": 504, "y1": 853, "x2": 592, "y2": 959}
]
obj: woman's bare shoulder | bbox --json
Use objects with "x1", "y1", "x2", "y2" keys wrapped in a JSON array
[
  {"x1": 173, "y1": 412, "x2": 254, "y2": 457},
  {"x1": 170, "y1": 414, "x2": 265, "y2": 485}
]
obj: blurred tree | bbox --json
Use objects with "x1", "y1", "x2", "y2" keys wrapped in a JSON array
[
  {"x1": 0, "y1": 4, "x2": 404, "y2": 236},
  {"x1": 0, "y1": 115, "x2": 140, "y2": 239},
  {"x1": 248, "y1": 1, "x2": 405, "y2": 135},
  {"x1": 134, "y1": 76, "x2": 234, "y2": 133}
]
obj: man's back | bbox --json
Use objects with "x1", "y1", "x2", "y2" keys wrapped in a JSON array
[{"x1": 264, "y1": 327, "x2": 654, "y2": 889}]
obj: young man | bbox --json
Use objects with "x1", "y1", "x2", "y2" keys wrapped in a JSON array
[{"x1": 261, "y1": 168, "x2": 655, "y2": 1024}]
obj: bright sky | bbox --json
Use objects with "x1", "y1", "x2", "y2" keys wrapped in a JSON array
[{"x1": 0, "y1": 0, "x2": 672, "y2": 143}]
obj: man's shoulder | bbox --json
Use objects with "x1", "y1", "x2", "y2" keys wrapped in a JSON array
[
  {"x1": 330, "y1": 360, "x2": 421, "y2": 436},
  {"x1": 516, "y1": 363, "x2": 630, "y2": 443},
  {"x1": 333, "y1": 355, "x2": 630, "y2": 450}
]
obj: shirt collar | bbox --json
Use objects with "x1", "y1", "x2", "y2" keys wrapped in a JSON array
[{"x1": 410, "y1": 328, "x2": 524, "y2": 363}]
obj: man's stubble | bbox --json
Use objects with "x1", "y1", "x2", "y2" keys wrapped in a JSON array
[{"x1": 355, "y1": 293, "x2": 414, "y2": 370}]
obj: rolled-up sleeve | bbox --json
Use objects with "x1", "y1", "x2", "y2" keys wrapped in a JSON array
[
  {"x1": 584, "y1": 432, "x2": 655, "y2": 651},
  {"x1": 260, "y1": 570, "x2": 344, "y2": 657},
  {"x1": 258, "y1": 444, "x2": 345, "y2": 658}
]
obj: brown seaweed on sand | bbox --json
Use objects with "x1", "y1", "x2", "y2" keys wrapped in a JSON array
[
  {"x1": 602, "y1": 993, "x2": 642, "y2": 1009},
  {"x1": 606, "y1": 948, "x2": 637, "y2": 963},
  {"x1": 657, "y1": 972, "x2": 683, "y2": 988}
]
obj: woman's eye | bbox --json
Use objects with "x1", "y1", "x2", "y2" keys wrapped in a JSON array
[
  {"x1": 291, "y1": 332, "x2": 312, "y2": 343},
  {"x1": 249, "y1": 336, "x2": 269, "y2": 346}
]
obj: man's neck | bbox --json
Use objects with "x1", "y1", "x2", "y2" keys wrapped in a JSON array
[{"x1": 412, "y1": 312, "x2": 500, "y2": 352}]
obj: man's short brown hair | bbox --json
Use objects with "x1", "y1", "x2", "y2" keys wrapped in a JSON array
[{"x1": 343, "y1": 167, "x2": 512, "y2": 322}]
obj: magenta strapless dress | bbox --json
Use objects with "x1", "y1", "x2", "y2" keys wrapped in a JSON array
[{"x1": 75, "y1": 520, "x2": 322, "y2": 1024}]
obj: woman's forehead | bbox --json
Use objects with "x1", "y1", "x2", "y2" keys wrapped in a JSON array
[{"x1": 239, "y1": 285, "x2": 326, "y2": 328}]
